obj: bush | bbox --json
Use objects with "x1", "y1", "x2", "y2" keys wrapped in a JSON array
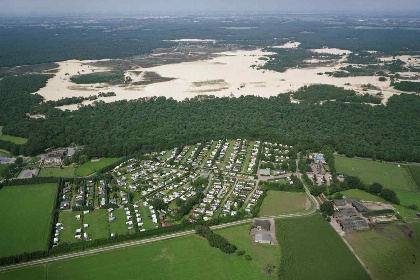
[
  {"x1": 408, "y1": 204, "x2": 418, "y2": 210},
  {"x1": 326, "y1": 216, "x2": 331, "y2": 222},
  {"x1": 236, "y1": 250, "x2": 245, "y2": 256},
  {"x1": 244, "y1": 255, "x2": 252, "y2": 261}
]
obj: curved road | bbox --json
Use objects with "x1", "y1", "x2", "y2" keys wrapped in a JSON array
[{"x1": 0, "y1": 171, "x2": 318, "y2": 273}]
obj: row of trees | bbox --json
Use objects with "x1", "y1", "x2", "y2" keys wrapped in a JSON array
[{"x1": 195, "y1": 225, "x2": 237, "y2": 254}]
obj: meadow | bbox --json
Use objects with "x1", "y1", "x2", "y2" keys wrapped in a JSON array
[
  {"x1": 39, "y1": 167, "x2": 76, "y2": 178},
  {"x1": 217, "y1": 223, "x2": 278, "y2": 275},
  {"x1": 0, "y1": 126, "x2": 28, "y2": 145},
  {"x1": 109, "y1": 208, "x2": 135, "y2": 235},
  {"x1": 407, "y1": 165, "x2": 420, "y2": 190},
  {"x1": 335, "y1": 156, "x2": 418, "y2": 193},
  {"x1": 0, "y1": 183, "x2": 57, "y2": 257},
  {"x1": 259, "y1": 191, "x2": 309, "y2": 216},
  {"x1": 74, "y1": 158, "x2": 121, "y2": 176},
  {"x1": 0, "y1": 235, "x2": 271, "y2": 280},
  {"x1": 275, "y1": 214, "x2": 369, "y2": 280},
  {"x1": 345, "y1": 222, "x2": 420, "y2": 280}
]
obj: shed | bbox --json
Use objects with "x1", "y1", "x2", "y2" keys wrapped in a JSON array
[
  {"x1": 255, "y1": 233, "x2": 272, "y2": 244},
  {"x1": 352, "y1": 201, "x2": 368, "y2": 213},
  {"x1": 254, "y1": 220, "x2": 271, "y2": 231}
]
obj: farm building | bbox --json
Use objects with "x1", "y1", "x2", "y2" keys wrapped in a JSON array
[
  {"x1": 333, "y1": 199, "x2": 346, "y2": 206},
  {"x1": 254, "y1": 219, "x2": 271, "y2": 231},
  {"x1": 336, "y1": 217, "x2": 369, "y2": 232},
  {"x1": 332, "y1": 207, "x2": 359, "y2": 218},
  {"x1": 255, "y1": 232, "x2": 272, "y2": 244},
  {"x1": 352, "y1": 201, "x2": 368, "y2": 213}
]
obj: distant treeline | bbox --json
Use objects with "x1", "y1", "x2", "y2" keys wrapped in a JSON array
[
  {"x1": 393, "y1": 81, "x2": 420, "y2": 93},
  {"x1": 46, "y1": 92, "x2": 116, "y2": 107}
]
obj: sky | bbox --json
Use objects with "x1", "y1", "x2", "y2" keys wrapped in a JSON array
[{"x1": 1, "y1": 0, "x2": 420, "y2": 15}]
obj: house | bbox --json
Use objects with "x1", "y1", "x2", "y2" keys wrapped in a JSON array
[
  {"x1": 254, "y1": 220, "x2": 271, "y2": 231},
  {"x1": 255, "y1": 232, "x2": 272, "y2": 244},
  {"x1": 259, "y1": 168, "x2": 271, "y2": 176}
]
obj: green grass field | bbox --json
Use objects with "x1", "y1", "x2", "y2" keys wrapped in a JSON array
[
  {"x1": 275, "y1": 214, "x2": 370, "y2": 280},
  {"x1": 242, "y1": 141, "x2": 255, "y2": 173},
  {"x1": 0, "y1": 183, "x2": 57, "y2": 257},
  {"x1": 84, "y1": 209, "x2": 110, "y2": 239},
  {"x1": 259, "y1": 191, "x2": 309, "y2": 216},
  {"x1": 217, "y1": 223, "x2": 278, "y2": 274},
  {"x1": 335, "y1": 156, "x2": 417, "y2": 192},
  {"x1": 75, "y1": 158, "x2": 121, "y2": 176},
  {"x1": 109, "y1": 208, "x2": 135, "y2": 235},
  {"x1": 0, "y1": 235, "x2": 271, "y2": 280},
  {"x1": 0, "y1": 134, "x2": 28, "y2": 145},
  {"x1": 346, "y1": 223, "x2": 420, "y2": 280},
  {"x1": 139, "y1": 204, "x2": 156, "y2": 230},
  {"x1": 407, "y1": 165, "x2": 420, "y2": 190},
  {"x1": 0, "y1": 150, "x2": 12, "y2": 157},
  {"x1": 58, "y1": 211, "x2": 83, "y2": 243},
  {"x1": 39, "y1": 167, "x2": 76, "y2": 177}
]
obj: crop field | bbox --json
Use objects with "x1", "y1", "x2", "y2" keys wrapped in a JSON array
[
  {"x1": 345, "y1": 223, "x2": 420, "y2": 280},
  {"x1": 74, "y1": 158, "x2": 121, "y2": 176},
  {"x1": 83, "y1": 209, "x2": 110, "y2": 239},
  {"x1": 407, "y1": 165, "x2": 420, "y2": 190},
  {"x1": 275, "y1": 215, "x2": 369, "y2": 280},
  {"x1": 335, "y1": 156, "x2": 418, "y2": 193},
  {"x1": 259, "y1": 191, "x2": 309, "y2": 216},
  {"x1": 39, "y1": 167, "x2": 76, "y2": 177},
  {"x1": 0, "y1": 183, "x2": 57, "y2": 257},
  {"x1": 217, "y1": 223, "x2": 279, "y2": 272},
  {"x1": 58, "y1": 211, "x2": 83, "y2": 243},
  {"x1": 0, "y1": 236, "x2": 270, "y2": 280}
]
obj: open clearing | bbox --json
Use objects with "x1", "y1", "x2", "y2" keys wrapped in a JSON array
[
  {"x1": 0, "y1": 235, "x2": 270, "y2": 280},
  {"x1": 407, "y1": 165, "x2": 420, "y2": 190},
  {"x1": 345, "y1": 223, "x2": 420, "y2": 280},
  {"x1": 0, "y1": 183, "x2": 57, "y2": 257},
  {"x1": 0, "y1": 126, "x2": 28, "y2": 145},
  {"x1": 39, "y1": 167, "x2": 76, "y2": 177},
  {"x1": 217, "y1": 223, "x2": 279, "y2": 274},
  {"x1": 335, "y1": 156, "x2": 418, "y2": 193},
  {"x1": 259, "y1": 191, "x2": 309, "y2": 216},
  {"x1": 74, "y1": 158, "x2": 121, "y2": 176},
  {"x1": 275, "y1": 215, "x2": 369, "y2": 280},
  {"x1": 58, "y1": 211, "x2": 83, "y2": 244}
]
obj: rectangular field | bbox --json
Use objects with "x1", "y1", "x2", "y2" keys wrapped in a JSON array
[
  {"x1": 39, "y1": 167, "x2": 76, "y2": 177},
  {"x1": 260, "y1": 191, "x2": 309, "y2": 216},
  {"x1": 83, "y1": 209, "x2": 110, "y2": 239},
  {"x1": 407, "y1": 165, "x2": 420, "y2": 190},
  {"x1": 335, "y1": 156, "x2": 418, "y2": 193},
  {"x1": 345, "y1": 223, "x2": 420, "y2": 280},
  {"x1": 0, "y1": 236, "x2": 270, "y2": 280},
  {"x1": 57, "y1": 211, "x2": 83, "y2": 243},
  {"x1": 109, "y1": 208, "x2": 135, "y2": 235},
  {"x1": 74, "y1": 158, "x2": 121, "y2": 176},
  {"x1": 0, "y1": 183, "x2": 57, "y2": 257},
  {"x1": 275, "y1": 215, "x2": 369, "y2": 280}
]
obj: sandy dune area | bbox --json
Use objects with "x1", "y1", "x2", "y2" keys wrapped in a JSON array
[{"x1": 34, "y1": 43, "x2": 416, "y2": 111}]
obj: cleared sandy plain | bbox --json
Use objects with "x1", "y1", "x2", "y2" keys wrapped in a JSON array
[{"x1": 34, "y1": 41, "x2": 418, "y2": 111}]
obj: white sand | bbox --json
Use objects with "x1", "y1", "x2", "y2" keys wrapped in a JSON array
[
  {"x1": 35, "y1": 48, "x2": 416, "y2": 111},
  {"x1": 310, "y1": 48, "x2": 352, "y2": 55},
  {"x1": 165, "y1": 39, "x2": 217, "y2": 43}
]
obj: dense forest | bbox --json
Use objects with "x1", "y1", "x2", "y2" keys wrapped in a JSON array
[
  {"x1": 1, "y1": 74, "x2": 419, "y2": 162},
  {"x1": 393, "y1": 81, "x2": 420, "y2": 93},
  {"x1": 292, "y1": 85, "x2": 382, "y2": 104}
]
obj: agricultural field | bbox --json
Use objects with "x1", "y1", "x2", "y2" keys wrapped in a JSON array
[
  {"x1": 0, "y1": 236, "x2": 271, "y2": 280},
  {"x1": 74, "y1": 158, "x2": 121, "y2": 176},
  {"x1": 345, "y1": 223, "x2": 420, "y2": 280},
  {"x1": 217, "y1": 223, "x2": 279, "y2": 274},
  {"x1": 335, "y1": 156, "x2": 420, "y2": 209},
  {"x1": 0, "y1": 126, "x2": 28, "y2": 144},
  {"x1": 335, "y1": 156, "x2": 418, "y2": 193},
  {"x1": 0, "y1": 183, "x2": 57, "y2": 257},
  {"x1": 39, "y1": 167, "x2": 76, "y2": 177},
  {"x1": 407, "y1": 165, "x2": 420, "y2": 190},
  {"x1": 259, "y1": 191, "x2": 310, "y2": 216},
  {"x1": 275, "y1": 215, "x2": 369, "y2": 280}
]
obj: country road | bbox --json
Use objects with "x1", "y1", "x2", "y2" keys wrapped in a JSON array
[{"x1": 0, "y1": 181, "x2": 317, "y2": 273}]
